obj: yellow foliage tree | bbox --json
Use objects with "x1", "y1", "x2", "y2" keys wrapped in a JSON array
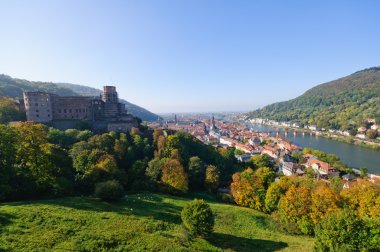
[
  {"x1": 231, "y1": 168, "x2": 265, "y2": 211},
  {"x1": 310, "y1": 186, "x2": 340, "y2": 224},
  {"x1": 341, "y1": 179, "x2": 380, "y2": 218},
  {"x1": 278, "y1": 185, "x2": 313, "y2": 234},
  {"x1": 161, "y1": 158, "x2": 188, "y2": 195}
]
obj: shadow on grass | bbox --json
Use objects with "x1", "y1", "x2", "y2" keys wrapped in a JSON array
[
  {"x1": 208, "y1": 233, "x2": 288, "y2": 252},
  {"x1": 0, "y1": 212, "x2": 14, "y2": 230},
  {"x1": 34, "y1": 193, "x2": 183, "y2": 224}
]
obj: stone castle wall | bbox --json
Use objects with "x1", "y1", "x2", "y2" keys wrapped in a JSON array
[{"x1": 23, "y1": 86, "x2": 137, "y2": 132}]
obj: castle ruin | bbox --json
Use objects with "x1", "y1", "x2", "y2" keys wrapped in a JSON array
[{"x1": 22, "y1": 86, "x2": 137, "y2": 132}]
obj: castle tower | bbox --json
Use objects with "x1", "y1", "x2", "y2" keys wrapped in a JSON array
[
  {"x1": 102, "y1": 86, "x2": 118, "y2": 103},
  {"x1": 101, "y1": 86, "x2": 126, "y2": 118},
  {"x1": 23, "y1": 91, "x2": 53, "y2": 123}
]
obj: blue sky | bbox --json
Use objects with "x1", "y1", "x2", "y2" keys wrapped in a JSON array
[{"x1": 0, "y1": 0, "x2": 379, "y2": 113}]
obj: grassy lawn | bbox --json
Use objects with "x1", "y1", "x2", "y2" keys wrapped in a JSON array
[{"x1": 0, "y1": 193, "x2": 314, "y2": 251}]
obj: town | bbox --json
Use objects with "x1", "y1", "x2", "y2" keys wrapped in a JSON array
[{"x1": 148, "y1": 115, "x2": 380, "y2": 187}]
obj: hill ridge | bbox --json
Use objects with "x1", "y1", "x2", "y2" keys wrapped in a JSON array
[
  {"x1": 0, "y1": 74, "x2": 161, "y2": 121},
  {"x1": 247, "y1": 67, "x2": 380, "y2": 130}
]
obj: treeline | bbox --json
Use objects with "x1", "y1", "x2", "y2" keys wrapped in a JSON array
[
  {"x1": 230, "y1": 167, "x2": 380, "y2": 251},
  {"x1": 248, "y1": 67, "x2": 380, "y2": 131},
  {"x1": 0, "y1": 122, "x2": 240, "y2": 201},
  {"x1": 0, "y1": 97, "x2": 25, "y2": 124}
]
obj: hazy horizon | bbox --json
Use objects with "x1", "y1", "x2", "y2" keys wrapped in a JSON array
[{"x1": 1, "y1": 0, "x2": 379, "y2": 113}]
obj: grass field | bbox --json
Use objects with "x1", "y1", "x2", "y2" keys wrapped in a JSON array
[{"x1": 0, "y1": 193, "x2": 314, "y2": 251}]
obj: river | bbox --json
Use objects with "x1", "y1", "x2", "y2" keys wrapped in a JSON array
[{"x1": 248, "y1": 123, "x2": 380, "y2": 174}]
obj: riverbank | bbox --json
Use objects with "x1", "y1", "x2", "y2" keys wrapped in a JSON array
[{"x1": 244, "y1": 121, "x2": 380, "y2": 150}]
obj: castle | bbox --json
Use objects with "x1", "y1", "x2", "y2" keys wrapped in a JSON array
[{"x1": 22, "y1": 86, "x2": 137, "y2": 132}]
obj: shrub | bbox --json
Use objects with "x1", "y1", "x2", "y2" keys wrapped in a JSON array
[
  {"x1": 181, "y1": 199, "x2": 214, "y2": 237},
  {"x1": 314, "y1": 209, "x2": 375, "y2": 252},
  {"x1": 94, "y1": 180, "x2": 124, "y2": 201}
]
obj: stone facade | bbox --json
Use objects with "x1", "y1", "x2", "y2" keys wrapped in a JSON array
[{"x1": 23, "y1": 86, "x2": 137, "y2": 132}]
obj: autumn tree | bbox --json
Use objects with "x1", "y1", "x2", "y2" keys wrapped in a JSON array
[
  {"x1": 231, "y1": 168, "x2": 265, "y2": 211},
  {"x1": 204, "y1": 165, "x2": 220, "y2": 193},
  {"x1": 340, "y1": 179, "x2": 380, "y2": 218},
  {"x1": 265, "y1": 176, "x2": 291, "y2": 213},
  {"x1": 153, "y1": 128, "x2": 164, "y2": 145},
  {"x1": 366, "y1": 129, "x2": 378, "y2": 139},
  {"x1": 277, "y1": 185, "x2": 313, "y2": 234},
  {"x1": 255, "y1": 167, "x2": 275, "y2": 189},
  {"x1": 14, "y1": 123, "x2": 59, "y2": 188},
  {"x1": 310, "y1": 186, "x2": 340, "y2": 225},
  {"x1": 161, "y1": 158, "x2": 188, "y2": 195},
  {"x1": 153, "y1": 135, "x2": 165, "y2": 158}
]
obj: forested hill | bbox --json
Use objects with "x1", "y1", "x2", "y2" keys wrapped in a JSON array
[
  {"x1": 247, "y1": 67, "x2": 380, "y2": 130},
  {"x1": 0, "y1": 74, "x2": 160, "y2": 121}
]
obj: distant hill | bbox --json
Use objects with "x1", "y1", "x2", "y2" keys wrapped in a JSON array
[
  {"x1": 0, "y1": 74, "x2": 161, "y2": 121},
  {"x1": 247, "y1": 67, "x2": 380, "y2": 130}
]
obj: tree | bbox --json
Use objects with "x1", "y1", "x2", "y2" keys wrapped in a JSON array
[
  {"x1": 255, "y1": 167, "x2": 275, "y2": 189},
  {"x1": 14, "y1": 122, "x2": 59, "y2": 188},
  {"x1": 250, "y1": 155, "x2": 272, "y2": 168},
  {"x1": 0, "y1": 97, "x2": 25, "y2": 123},
  {"x1": 366, "y1": 129, "x2": 378, "y2": 139},
  {"x1": 188, "y1": 156, "x2": 204, "y2": 191},
  {"x1": 314, "y1": 209, "x2": 374, "y2": 252},
  {"x1": 204, "y1": 165, "x2": 220, "y2": 193},
  {"x1": 170, "y1": 149, "x2": 183, "y2": 163},
  {"x1": 145, "y1": 158, "x2": 162, "y2": 185},
  {"x1": 155, "y1": 135, "x2": 166, "y2": 158},
  {"x1": 94, "y1": 180, "x2": 125, "y2": 201},
  {"x1": 161, "y1": 158, "x2": 188, "y2": 195},
  {"x1": 329, "y1": 176, "x2": 344, "y2": 194},
  {"x1": 231, "y1": 168, "x2": 265, "y2": 211},
  {"x1": 130, "y1": 127, "x2": 140, "y2": 136},
  {"x1": 340, "y1": 179, "x2": 380, "y2": 218},
  {"x1": 264, "y1": 177, "x2": 291, "y2": 213},
  {"x1": 310, "y1": 186, "x2": 340, "y2": 225},
  {"x1": 359, "y1": 167, "x2": 368, "y2": 178},
  {"x1": 153, "y1": 128, "x2": 164, "y2": 145},
  {"x1": 181, "y1": 199, "x2": 214, "y2": 237},
  {"x1": 129, "y1": 160, "x2": 148, "y2": 190},
  {"x1": 277, "y1": 185, "x2": 313, "y2": 234},
  {"x1": 0, "y1": 125, "x2": 18, "y2": 200}
]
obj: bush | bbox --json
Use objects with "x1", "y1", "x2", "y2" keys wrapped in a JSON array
[
  {"x1": 94, "y1": 180, "x2": 125, "y2": 201},
  {"x1": 181, "y1": 199, "x2": 214, "y2": 237},
  {"x1": 314, "y1": 209, "x2": 375, "y2": 252}
]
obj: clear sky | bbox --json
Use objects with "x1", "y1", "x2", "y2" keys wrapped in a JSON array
[{"x1": 0, "y1": 0, "x2": 379, "y2": 113}]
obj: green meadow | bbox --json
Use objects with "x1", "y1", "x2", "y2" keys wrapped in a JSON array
[{"x1": 0, "y1": 193, "x2": 313, "y2": 251}]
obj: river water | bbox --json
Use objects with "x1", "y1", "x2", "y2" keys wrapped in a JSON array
[{"x1": 248, "y1": 123, "x2": 380, "y2": 174}]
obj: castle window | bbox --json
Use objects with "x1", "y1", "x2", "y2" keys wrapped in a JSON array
[
  {"x1": 36, "y1": 110, "x2": 39, "y2": 112},
  {"x1": 36, "y1": 114, "x2": 39, "y2": 117},
  {"x1": 64, "y1": 109, "x2": 67, "y2": 113},
  {"x1": 35, "y1": 103, "x2": 38, "y2": 106},
  {"x1": 69, "y1": 109, "x2": 72, "y2": 113},
  {"x1": 58, "y1": 109, "x2": 61, "y2": 113},
  {"x1": 47, "y1": 109, "x2": 50, "y2": 112},
  {"x1": 48, "y1": 114, "x2": 50, "y2": 117}
]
